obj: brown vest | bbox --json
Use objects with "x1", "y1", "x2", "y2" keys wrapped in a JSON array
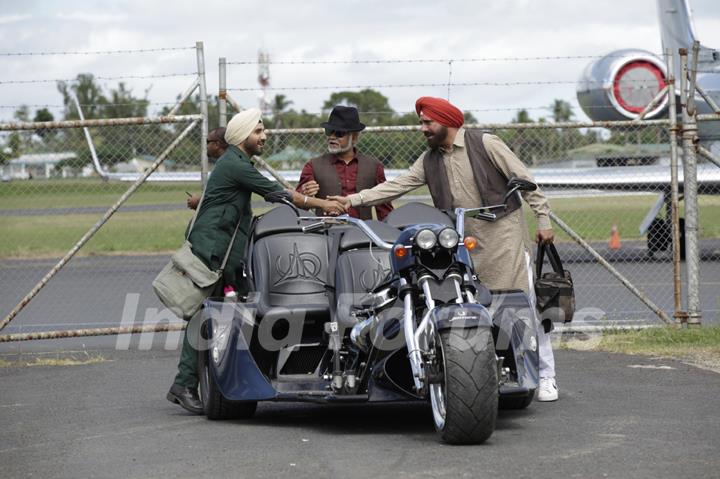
[
  {"x1": 310, "y1": 152, "x2": 380, "y2": 220},
  {"x1": 424, "y1": 130, "x2": 521, "y2": 219}
]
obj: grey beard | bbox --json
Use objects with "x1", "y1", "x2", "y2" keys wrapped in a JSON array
[{"x1": 328, "y1": 139, "x2": 354, "y2": 155}]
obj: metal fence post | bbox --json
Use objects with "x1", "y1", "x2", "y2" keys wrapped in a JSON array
[
  {"x1": 679, "y1": 47, "x2": 702, "y2": 327},
  {"x1": 666, "y1": 49, "x2": 684, "y2": 323},
  {"x1": 196, "y1": 41, "x2": 210, "y2": 187},
  {"x1": 219, "y1": 57, "x2": 227, "y2": 127}
]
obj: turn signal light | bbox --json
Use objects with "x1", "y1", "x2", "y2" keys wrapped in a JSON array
[
  {"x1": 394, "y1": 245, "x2": 408, "y2": 258},
  {"x1": 463, "y1": 236, "x2": 478, "y2": 251}
]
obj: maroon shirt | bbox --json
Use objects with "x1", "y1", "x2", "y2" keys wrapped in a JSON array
[{"x1": 296, "y1": 151, "x2": 394, "y2": 220}]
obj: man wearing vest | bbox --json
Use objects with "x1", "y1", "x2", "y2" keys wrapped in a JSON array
[
  {"x1": 330, "y1": 97, "x2": 559, "y2": 402},
  {"x1": 296, "y1": 106, "x2": 393, "y2": 220}
]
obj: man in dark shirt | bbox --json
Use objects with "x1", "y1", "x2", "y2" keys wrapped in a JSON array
[
  {"x1": 296, "y1": 106, "x2": 393, "y2": 220},
  {"x1": 187, "y1": 127, "x2": 228, "y2": 210}
]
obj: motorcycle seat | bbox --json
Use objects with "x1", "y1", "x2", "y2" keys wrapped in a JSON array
[
  {"x1": 252, "y1": 204, "x2": 316, "y2": 241},
  {"x1": 251, "y1": 231, "x2": 331, "y2": 318},
  {"x1": 334, "y1": 248, "x2": 394, "y2": 328},
  {"x1": 384, "y1": 202, "x2": 454, "y2": 229}
]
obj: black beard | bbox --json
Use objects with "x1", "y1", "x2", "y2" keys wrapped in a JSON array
[
  {"x1": 243, "y1": 140, "x2": 264, "y2": 156},
  {"x1": 425, "y1": 126, "x2": 448, "y2": 149}
]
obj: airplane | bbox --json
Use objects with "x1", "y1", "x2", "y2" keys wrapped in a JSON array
[
  {"x1": 576, "y1": 0, "x2": 720, "y2": 141},
  {"x1": 544, "y1": 0, "x2": 720, "y2": 254}
]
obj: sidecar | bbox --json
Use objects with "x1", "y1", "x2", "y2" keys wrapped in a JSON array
[{"x1": 197, "y1": 203, "x2": 539, "y2": 419}]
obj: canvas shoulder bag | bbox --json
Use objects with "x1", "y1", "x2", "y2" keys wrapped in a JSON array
[{"x1": 152, "y1": 193, "x2": 240, "y2": 320}]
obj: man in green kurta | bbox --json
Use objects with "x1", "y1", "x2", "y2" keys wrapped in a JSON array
[{"x1": 167, "y1": 109, "x2": 345, "y2": 414}]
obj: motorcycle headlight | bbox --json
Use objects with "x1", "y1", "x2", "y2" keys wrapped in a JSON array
[
  {"x1": 438, "y1": 228, "x2": 459, "y2": 249},
  {"x1": 415, "y1": 229, "x2": 437, "y2": 250}
]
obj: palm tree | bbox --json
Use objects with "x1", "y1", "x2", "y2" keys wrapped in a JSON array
[
  {"x1": 551, "y1": 99, "x2": 574, "y2": 123},
  {"x1": 272, "y1": 94, "x2": 293, "y2": 129}
]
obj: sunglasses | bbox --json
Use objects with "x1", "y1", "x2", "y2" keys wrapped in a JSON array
[
  {"x1": 324, "y1": 129, "x2": 347, "y2": 138},
  {"x1": 206, "y1": 139, "x2": 219, "y2": 144}
]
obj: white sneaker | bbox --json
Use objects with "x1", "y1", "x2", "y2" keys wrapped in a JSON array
[{"x1": 537, "y1": 377, "x2": 559, "y2": 402}]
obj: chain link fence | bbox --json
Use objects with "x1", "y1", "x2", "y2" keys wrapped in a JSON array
[
  {"x1": 0, "y1": 44, "x2": 209, "y2": 345},
  {"x1": 2, "y1": 118, "x2": 717, "y2": 341},
  {"x1": 2, "y1": 46, "x2": 719, "y2": 345}
]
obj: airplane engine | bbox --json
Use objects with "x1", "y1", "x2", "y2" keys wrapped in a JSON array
[{"x1": 577, "y1": 49, "x2": 668, "y2": 121}]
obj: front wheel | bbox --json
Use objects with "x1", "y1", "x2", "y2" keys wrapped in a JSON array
[
  {"x1": 198, "y1": 349, "x2": 257, "y2": 420},
  {"x1": 429, "y1": 327, "x2": 498, "y2": 444}
]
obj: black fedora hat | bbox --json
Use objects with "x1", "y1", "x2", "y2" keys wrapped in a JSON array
[{"x1": 321, "y1": 105, "x2": 366, "y2": 132}]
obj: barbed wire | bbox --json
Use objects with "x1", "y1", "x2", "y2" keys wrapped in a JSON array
[
  {"x1": 0, "y1": 101, "x2": 198, "y2": 110},
  {"x1": 227, "y1": 54, "x2": 663, "y2": 65},
  {"x1": 0, "y1": 46, "x2": 196, "y2": 57},
  {"x1": 0, "y1": 72, "x2": 197, "y2": 85},
  {"x1": 228, "y1": 78, "x2": 664, "y2": 92},
  {"x1": 0, "y1": 103, "x2": 637, "y2": 115}
]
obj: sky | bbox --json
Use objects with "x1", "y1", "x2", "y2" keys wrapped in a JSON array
[{"x1": 1, "y1": 0, "x2": 719, "y2": 124}]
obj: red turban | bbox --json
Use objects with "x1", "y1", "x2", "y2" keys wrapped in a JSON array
[{"x1": 415, "y1": 97, "x2": 464, "y2": 128}]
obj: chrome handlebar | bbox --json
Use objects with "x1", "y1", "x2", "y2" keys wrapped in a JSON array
[
  {"x1": 298, "y1": 215, "x2": 395, "y2": 250},
  {"x1": 454, "y1": 203, "x2": 508, "y2": 238}
]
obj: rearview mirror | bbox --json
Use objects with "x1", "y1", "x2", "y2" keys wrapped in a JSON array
[
  {"x1": 264, "y1": 190, "x2": 294, "y2": 204},
  {"x1": 504, "y1": 177, "x2": 537, "y2": 203},
  {"x1": 506, "y1": 177, "x2": 537, "y2": 192},
  {"x1": 264, "y1": 190, "x2": 299, "y2": 216}
]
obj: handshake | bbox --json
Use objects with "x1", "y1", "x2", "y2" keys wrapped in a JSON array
[{"x1": 299, "y1": 180, "x2": 351, "y2": 216}]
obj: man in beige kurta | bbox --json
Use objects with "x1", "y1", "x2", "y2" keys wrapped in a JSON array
[{"x1": 330, "y1": 96, "x2": 559, "y2": 402}]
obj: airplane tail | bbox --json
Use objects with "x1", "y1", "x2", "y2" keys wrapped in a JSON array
[{"x1": 657, "y1": 0, "x2": 719, "y2": 77}]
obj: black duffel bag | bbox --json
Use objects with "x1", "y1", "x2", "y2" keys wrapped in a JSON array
[{"x1": 535, "y1": 243, "x2": 575, "y2": 333}]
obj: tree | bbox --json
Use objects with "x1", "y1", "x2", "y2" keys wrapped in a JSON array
[
  {"x1": 322, "y1": 89, "x2": 394, "y2": 126},
  {"x1": 271, "y1": 94, "x2": 293, "y2": 129},
  {"x1": 463, "y1": 111, "x2": 479, "y2": 125},
  {"x1": 551, "y1": 99, "x2": 574, "y2": 123},
  {"x1": 14, "y1": 105, "x2": 30, "y2": 122},
  {"x1": 57, "y1": 74, "x2": 107, "y2": 120},
  {"x1": 512, "y1": 109, "x2": 533, "y2": 124},
  {"x1": 33, "y1": 108, "x2": 55, "y2": 139},
  {"x1": 102, "y1": 82, "x2": 149, "y2": 118}
]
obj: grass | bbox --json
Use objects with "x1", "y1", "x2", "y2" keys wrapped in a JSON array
[
  {"x1": 1, "y1": 179, "x2": 719, "y2": 258},
  {"x1": 562, "y1": 326, "x2": 720, "y2": 371},
  {"x1": 0, "y1": 179, "x2": 202, "y2": 210},
  {"x1": 525, "y1": 194, "x2": 720, "y2": 242}
]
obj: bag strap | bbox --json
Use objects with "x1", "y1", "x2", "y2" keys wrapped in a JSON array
[
  {"x1": 184, "y1": 185, "x2": 240, "y2": 273},
  {"x1": 536, "y1": 243, "x2": 565, "y2": 277},
  {"x1": 219, "y1": 219, "x2": 242, "y2": 272},
  {"x1": 185, "y1": 191, "x2": 206, "y2": 239}
]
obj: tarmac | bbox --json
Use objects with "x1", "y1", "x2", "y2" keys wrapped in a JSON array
[{"x1": 1, "y1": 348, "x2": 719, "y2": 478}]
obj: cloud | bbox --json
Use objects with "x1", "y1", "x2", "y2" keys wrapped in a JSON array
[
  {"x1": 0, "y1": 14, "x2": 31, "y2": 25},
  {"x1": 0, "y1": 0, "x2": 718, "y2": 123},
  {"x1": 56, "y1": 12, "x2": 128, "y2": 23}
]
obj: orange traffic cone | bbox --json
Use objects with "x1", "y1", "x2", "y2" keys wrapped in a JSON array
[{"x1": 609, "y1": 224, "x2": 621, "y2": 250}]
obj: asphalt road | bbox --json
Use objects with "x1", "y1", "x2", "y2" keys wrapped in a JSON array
[{"x1": 1, "y1": 348, "x2": 718, "y2": 478}]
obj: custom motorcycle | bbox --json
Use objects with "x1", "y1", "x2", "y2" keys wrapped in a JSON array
[{"x1": 197, "y1": 178, "x2": 541, "y2": 444}]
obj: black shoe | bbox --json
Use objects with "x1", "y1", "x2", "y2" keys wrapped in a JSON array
[{"x1": 167, "y1": 384, "x2": 204, "y2": 415}]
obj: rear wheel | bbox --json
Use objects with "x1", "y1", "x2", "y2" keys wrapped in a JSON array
[
  {"x1": 198, "y1": 349, "x2": 257, "y2": 420},
  {"x1": 429, "y1": 327, "x2": 498, "y2": 444}
]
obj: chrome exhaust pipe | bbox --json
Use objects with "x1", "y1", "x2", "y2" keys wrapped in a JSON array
[{"x1": 350, "y1": 316, "x2": 375, "y2": 352}]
